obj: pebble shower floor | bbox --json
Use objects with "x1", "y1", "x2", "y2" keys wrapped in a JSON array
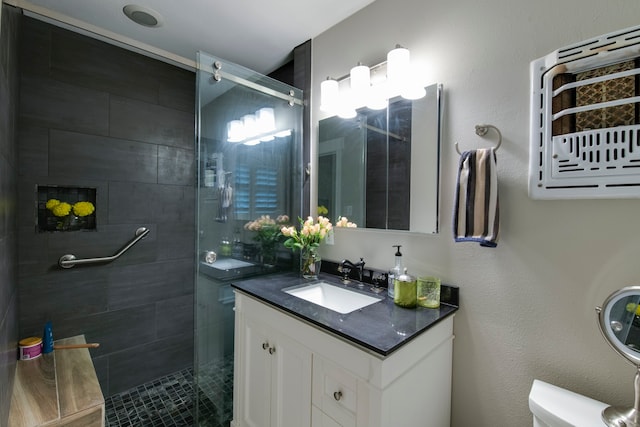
[{"x1": 104, "y1": 358, "x2": 233, "y2": 427}]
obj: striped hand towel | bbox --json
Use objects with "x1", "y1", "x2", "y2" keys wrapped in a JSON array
[{"x1": 453, "y1": 148, "x2": 499, "y2": 247}]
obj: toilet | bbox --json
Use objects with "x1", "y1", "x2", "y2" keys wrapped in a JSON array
[{"x1": 529, "y1": 379, "x2": 608, "y2": 426}]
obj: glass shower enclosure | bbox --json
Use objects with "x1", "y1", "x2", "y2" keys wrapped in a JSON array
[{"x1": 194, "y1": 52, "x2": 303, "y2": 425}]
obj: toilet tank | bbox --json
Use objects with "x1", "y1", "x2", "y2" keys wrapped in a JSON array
[{"x1": 529, "y1": 380, "x2": 608, "y2": 427}]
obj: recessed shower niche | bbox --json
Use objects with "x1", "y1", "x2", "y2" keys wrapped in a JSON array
[{"x1": 37, "y1": 185, "x2": 97, "y2": 232}]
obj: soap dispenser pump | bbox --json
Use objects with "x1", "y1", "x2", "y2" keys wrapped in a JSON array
[{"x1": 388, "y1": 245, "x2": 403, "y2": 298}]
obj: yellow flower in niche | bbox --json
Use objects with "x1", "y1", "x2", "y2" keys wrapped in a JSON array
[
  {"x1": 51, "y1": 202, "x2": 72, "y2": 217},
  {"x1": 45, "y1": 199, "x2": 60, "y2": 210},
  {"x1": 73, "y1": 201, "x2": 95, "y2": 217}
]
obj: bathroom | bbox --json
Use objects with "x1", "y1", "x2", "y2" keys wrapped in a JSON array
[{"x1": 1, "y1": 0, "x2": 640, "y2": 426}]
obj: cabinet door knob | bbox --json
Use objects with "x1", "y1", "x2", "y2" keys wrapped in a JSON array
[
  {"x1": 262, "y1": 341, "x2": 269, "y2": 350},
  {"x1": 268, "y1": 346, "x2": 276, "y2": 354},
  {"x1": 333, "y1": 391, "x2": 342, "y2": 401}
]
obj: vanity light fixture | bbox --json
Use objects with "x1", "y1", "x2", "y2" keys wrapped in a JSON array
[
  {"x1": 320, "y1": 45, "x2": 426, "y2": 118},
  {"x1": 226, "y1": 107, "x2": 290, "y2": 145}
]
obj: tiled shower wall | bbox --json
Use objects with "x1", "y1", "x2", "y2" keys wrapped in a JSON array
[
  {"x1": 16, "y1": 15, "x2": 196, "y2": 397},
  {"x1": 0, "y1": 5, "x2": 20, "y2": 426}
]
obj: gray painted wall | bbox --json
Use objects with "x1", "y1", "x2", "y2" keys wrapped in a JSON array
[
  {"x1": 313, "y1": 0, "x2": 640, "y2": 425},
  {"x1": 0, "y1": 4, "x2": 20, "y2": 426},
  {"x1": 16, "y1": 16, "x2": 196, "y2": 397}
]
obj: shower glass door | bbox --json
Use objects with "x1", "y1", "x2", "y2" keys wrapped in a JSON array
[{"x1": 194, "y1": 51, "x2": 303, "y2": 426}]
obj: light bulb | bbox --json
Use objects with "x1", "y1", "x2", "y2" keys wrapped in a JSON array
[
  {"x1": 387, "y1": 46, "x2": 410, "y2": 98},
  {"x1": 367, "y1": 81, "x2": 389, "y2": 110},
  {"x1": 227, "y1": 120, "x2": 244, "y2": 142},
  {"x1": 350, "y1": 64, "x2": 370, "y2": 92},
  {"x1": 337, "y1": 106, "x2": 357, "y2": 119},
  {"x1": 275, "y1": 129, "x2": 292, "y2": 138},
  {"x1": 320, "y1": 78, "x2": 339, "y2": 113},
  {"x1": 401, "y1": 85, "x2": 426, "y2": 100},
  {"x1": 242, "y1": 114, "x2": 257, "y2": 138},
  {"x1": 256, "y1": 107, "x2": 276, "y2": 134}
]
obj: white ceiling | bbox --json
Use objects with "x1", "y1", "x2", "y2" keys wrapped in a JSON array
[{"x1": 10, "y1": 0, "x2": 375, "y2": 74}]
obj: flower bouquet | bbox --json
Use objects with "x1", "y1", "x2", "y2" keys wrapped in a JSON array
[
  {"x1": 46, "y1": 199, "x2": 95, "y2": 231},
  {"x1": 335, "y1": 216, "x2": 357, "y2": 228},
  {"x1": 281, "y1": 216, "x2": 333, "y2": 279},
  {"x1": 244, "y1": 214, "x2": 289, "y2": 265}
]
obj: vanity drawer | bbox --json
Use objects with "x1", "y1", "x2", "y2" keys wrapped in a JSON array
[
  {"x1": 312, "y1": 355, "x2": 359, "y2": 427},
  {"x1": 312, "y1": 405, "x2": 344, "y2": 427}
]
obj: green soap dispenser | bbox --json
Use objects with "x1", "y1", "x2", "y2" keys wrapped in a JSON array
[
  {"x1": 394, "y1": 268, "x2": 417, "y2": 308},
  {"x1": 388, "y1": 245, "x2": 403, "y2": 298}
]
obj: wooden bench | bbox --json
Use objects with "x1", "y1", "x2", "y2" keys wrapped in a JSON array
[{"x1": 9, "y1": 335, "x2": 105, "y2": 427}]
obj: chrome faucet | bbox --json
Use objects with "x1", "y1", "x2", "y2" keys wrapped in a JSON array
[{"x1": 340, "y1": 258, "x2": 366, "y2": 282}]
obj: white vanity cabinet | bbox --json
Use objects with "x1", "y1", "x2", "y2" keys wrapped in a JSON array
[
  {"x1": 234, "y1": 305, "x2": 312, "y2": 427},
  {"x1": 232, "y1": 291, "x2": 454, "y2": 427}
]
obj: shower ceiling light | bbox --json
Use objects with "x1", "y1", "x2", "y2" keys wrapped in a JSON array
[
  {"x1": 320, "y1": 45, "x2": 426, "y2": 117},
  {"x1": 226, "y1": 108, "x2": 291, "y2": 144},
  {"x1": 123, "y1": 5, "x2": 163, "y2": 28}
]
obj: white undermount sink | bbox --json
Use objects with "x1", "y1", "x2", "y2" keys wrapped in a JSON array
[{"x1": 284, "y1": 281, "x2": 383, "y2": 314}]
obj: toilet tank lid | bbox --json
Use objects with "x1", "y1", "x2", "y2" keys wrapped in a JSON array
[{"x1": 529, "y1": 380, "x2": 608, "y2": 427}]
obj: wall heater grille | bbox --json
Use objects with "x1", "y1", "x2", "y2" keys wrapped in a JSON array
[{"x1": 529, "y1": 24, "x2": 640, "y2": 199}]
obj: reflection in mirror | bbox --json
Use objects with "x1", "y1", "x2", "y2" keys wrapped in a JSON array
[
  {"x1": 597, "y1": 286, "x2": 640, "y2": 363},
  {"x1": 596, "y1": 286, "x2": 640, "y2": 427},
  {"x1": 317, "y1": 83, "x2": 442, "y2": 234}
]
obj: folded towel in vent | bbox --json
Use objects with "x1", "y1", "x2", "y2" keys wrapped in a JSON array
[{"x1": 453, "y1": 148, "x2": 499, "y2": 247}]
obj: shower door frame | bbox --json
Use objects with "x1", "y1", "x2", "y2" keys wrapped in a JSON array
[{"x1": 194, "y1": 51, "x2": 305, "y2": 426}]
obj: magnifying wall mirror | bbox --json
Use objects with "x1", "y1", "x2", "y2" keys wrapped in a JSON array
[
  {"x1": 317, "y1": 83, "x2": 442, "y2": 234},
  {"x1": 596, "y1": 286, "x2": 640, "y2": 427}
]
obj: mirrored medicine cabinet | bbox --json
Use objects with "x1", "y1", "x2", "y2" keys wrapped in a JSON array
[{"x1": 317, "y1": 83, "x2": 442, "y2": 234}]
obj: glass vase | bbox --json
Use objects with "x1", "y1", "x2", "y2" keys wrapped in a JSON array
[
  {"x1": 261, "y1": 243, "x2": 277, "y2": 267},
  {"x1": 301, "y1": 246, "x2": 321, "y2": 279}
]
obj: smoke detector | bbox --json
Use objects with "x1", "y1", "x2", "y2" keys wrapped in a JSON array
[{"x1": 123, "y1": 5, "x2": 163, "y2": 28}]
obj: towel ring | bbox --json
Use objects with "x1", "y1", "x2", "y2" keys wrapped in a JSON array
[{"x1": 455, "y1": 124, "x2": 502, "y2": 155}]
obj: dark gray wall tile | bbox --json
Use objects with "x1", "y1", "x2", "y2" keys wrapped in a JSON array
[
  {"x1": 0, "y1": 5, "x2": 20, "y2": 425},
  {"x1": 17, "y1": 125, "x2": 48, "y2": 179},
  {"x1": 109, "y1": 95, "x2": 194, "y2": 149},
  {"x1": 107, "y1": 181, "x2": 158, "y2": 224},
  {"x1": 107, "y1": 259, "x2": 194, "y2": 310},
  {"x1": 158, "y1": 69, "x2": 196, "y2": 113},
  {"x1": 0, "y1": 292, "x2": 18, "y2": 427},
  {"x1": 151, "y1": 185, "x2": 194, "y2": 223},
  {"x1": 91, "y1": 355, "x2": 109, "y2": 397},
  {"x1": 17, "y1": 225, "x2": 50, "y2": 277},
  {"x1": 49, "y1": 130, "x2": 158, "y2": 183},
  {"x1": 54, "y1": 304, "x2": 157, "y2": 357},
  {"x1": 157, "y1": 294, "x2": 194, "y2": 338},
  {"x1": 17, "y1": 16, "x2": 197, "y2": 400},
  {"x1": 108, "y1": 182, "x2": 195, "y2": 225},
  {"x1": 18, "y1": 15, "x2": 50, "y2": 78},
  {"x1": 0, "y1": 155, "x2": 14, "y2": 240},
  {"x1": 50, "y1": 27, "x2": 161, "y2": 105},
  {"x1": 158, "y1": 145, "x2": 195, "y2": 186},
  {"x1": 157, "y1": 222, "x2": 195, "y2": 261},
  {"x1": 18, "y1": 270, "x2": 109, "y2": 335},
  {"x1": 19, "y1": 76, "x2": 110, "y2": 135},
  {"x1": 107, "y1": 334, "x2": 193, "y2": 394}
]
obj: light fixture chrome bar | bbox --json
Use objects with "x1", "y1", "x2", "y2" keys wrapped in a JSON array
[
  {"x1": 362, "y1": 122, "x2": 406, "y2": 142},
  {"x1": 58, "y1": 227, "x2": 150, "y2": 269},
  {"x1": 331, "y1": 60, "x2": 389, "y2": 83}
]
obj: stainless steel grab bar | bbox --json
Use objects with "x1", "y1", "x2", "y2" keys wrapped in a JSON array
[{"x1": 58, "y1": 227, "x2": 150, "y2": 269}]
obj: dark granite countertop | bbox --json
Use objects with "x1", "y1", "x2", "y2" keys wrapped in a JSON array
[{"x1": 231, "y1": 272, "x2": 458, "y2": 357}]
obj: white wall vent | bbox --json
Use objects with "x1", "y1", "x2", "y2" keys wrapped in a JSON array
[{"x1": 529, "y1": 25, "x2": 640, "y2": 199}]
